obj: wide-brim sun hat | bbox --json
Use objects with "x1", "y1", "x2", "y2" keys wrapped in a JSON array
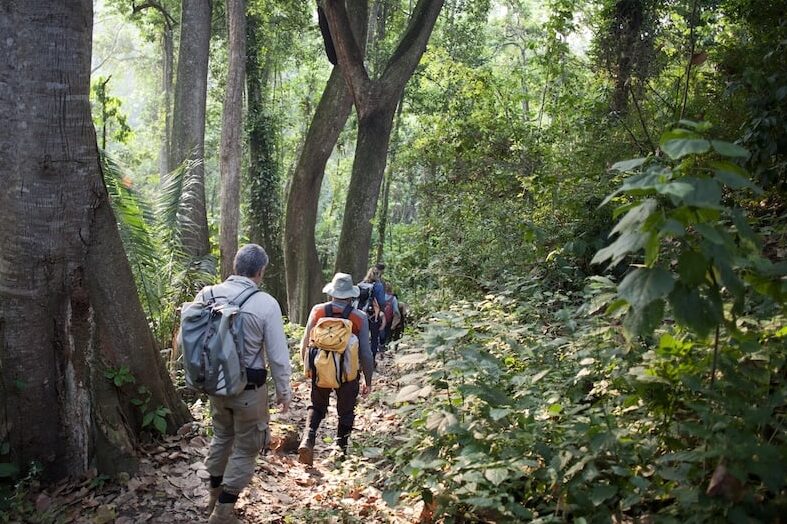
[{"x1": 322, "y1": 272, "x2": 359, "y2": 299}]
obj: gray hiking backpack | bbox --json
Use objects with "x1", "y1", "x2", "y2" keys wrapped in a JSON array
[{"x1": 178, "y1": 286, "x2": 260, "y2": 396}]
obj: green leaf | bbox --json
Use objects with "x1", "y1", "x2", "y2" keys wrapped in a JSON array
[
  {"x1": 489, "y1": 407, "x2": 511, "y2": 421},
  {"x1": 610, "y1": 157, "x2": 648, "y2": 172},
  {"x1": 426, "y1": 410, "x2": 459, "y2": 434},
  {"x1": 592, "y1": 231, "x2": 646, "y2": 267},
  {"x1": 611, "y1": 199, "x2": 657, "y2": 236},
  {"x1": 619, "y1": 267, "x2": 675, "y2": 308},
  {"x1": 710, "y1": 140, "x2": 750, "y2": 159},
  {"x1": 660, "y1": 129, "x2": 710, "y2": 159},
  {"x1": 660, "y1": 219, "x2": 685, "y2": 237},
  {"x1": 694, "y1": 223, "x2": 724, "y2": 244},
  {"x1": 677, "y1": 250, "x2": 707, "y2": 286},
  {"x1": 153, "y1": 415, "x2": 167, "y2": 435},
  {"x1": 589, "y1": 484, "x2": 618, "y2": 506},
  {"x1": 711, "y1": 161, "x2": 763, "y2": 194},
  {"x1": 142, "y1": 411, "x2": 155, "y2": 428},
  {"x1": 0, "y1": 463, "x2": 19, "y2": 478},
  {"x1": 682, "y1": 177, "x2": 722, "y2": 208},
  {"x1": 484, "y1": 467, "x2": 510, "y2": 486},
  {"x1": 382, "y1": 490, "x2": 401, "y2": 507},
  {"x1": 547, "y1": 403, "x2": 563, "y2": 415},
  {"x1": 624, "y1": 299, "x2": 664, "y2": 338},
  {"x1": 668, "y1": 284, "x2": 720, "y2": 338}
]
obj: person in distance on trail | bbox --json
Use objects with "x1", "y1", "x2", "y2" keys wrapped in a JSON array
[
  {"x1": 358, "y1": 265, "x2": 386, "y2": 359},
  {"x1": 195, "y1": 244, "x2": 292, "y2": 524},
  {"x1": 298, "y1": 273, "x2": 374, "y2": 465},
  {"x1": 379, "y1": 282, "x2": 401, "y2": 351}
]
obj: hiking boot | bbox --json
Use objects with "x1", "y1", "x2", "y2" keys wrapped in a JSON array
[
  {"x1": 298, "y1": 413, "x2": 318, "y2": 466},
  {"x1": 207, "y1": 502, "x2": 240, "y2": 524},
  {"x1": 337, "y1": 424, "x2": 352, "y2": 455},
  {"x1": 206, "y1": 485, "x2": 221, "y2": 515},
  {"x1": 298, "y1": 437, "x2": 314, "y2": 466}
]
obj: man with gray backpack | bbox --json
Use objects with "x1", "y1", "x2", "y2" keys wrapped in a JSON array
[{"x1": 179, "y1": 244, "x2": 291, "y2": 524}]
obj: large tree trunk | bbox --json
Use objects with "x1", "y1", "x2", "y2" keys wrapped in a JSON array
[
  {"x1": 335, "y1": 105, "x2": 397, "y2": 278},
  {"x1": 323, "y1": 0, "x2": 444, "y2": 281},
  {"x1": 0, "y1": 0, "x2": 190, "y2": 481},
  {"x1": 219, "y1": 0, "x2": 246, "y2": 278},
  {"x1": 283, "y1": 0, "x2": 368, "y2": 324},
  {"x1": 246, "y1": 14, "x2": 286, "y2": 307},
  {"x1": 170, "y1": 0, "x2": 212, "y2": 258},
  {"x1": 284, "y1": 68, "x2": 354, "y2": 323}
]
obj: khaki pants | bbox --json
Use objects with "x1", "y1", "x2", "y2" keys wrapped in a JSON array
[{"x1": 205, "y1": 385, "x2": 269, "y2": 494}]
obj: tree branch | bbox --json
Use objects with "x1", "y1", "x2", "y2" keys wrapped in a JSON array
[
  {"x1": 131, "y1": 0, "x2": 177, "y2": 29},
  {"x1": 320, "y1": 0, "x2": 372, "y2": 109},
  {"x1": 378, "y1": 0, "x2": 444, "y2": 104}
]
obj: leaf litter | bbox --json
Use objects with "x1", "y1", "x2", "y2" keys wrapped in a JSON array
[{"x1": 14, "y1": 348, "x2": 423, "y2": 523}]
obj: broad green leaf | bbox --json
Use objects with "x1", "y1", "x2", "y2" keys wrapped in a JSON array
[
  {"x1": 669, "y1": 284, "x2": 720, "y2": 338},
  {"x1": 611, "y1": 199, "x2": 657, "y2": 236},
  {"x1": 660, "y1": 219, "x2": 685, "y2": 237},
  {"x1": 489, "y1": 407, "x2": 511, "y2": 421},
  {"x1": 677, "y1": 250, "x2": 707, "y2": 286},
  {"x1": 694, "y1": 223, "x2": 724, "y2": 245},
  {"x1": 624, "y1": 299, "x2": 664, "y2": 338},
  {"x1": 610, "y1": 157, "x2": 647, "y2": 172},
  {"x1": 618, "y1": 267, "x2": 675, "y2": 308},
  {"x1": 484, "y1": 467, "x2": 509, "y2": 486},
  {"x1": 680, "y1": 177, "x2": 722, "y2": 208},
  {"x1": 426, "y1": 410, "x2": 458, "y2": 434},
  {"x1": 382, "y1": 490, "x2": 401, "y2": 507},
  {"x1": 589, "y1": 484, "x2": 617, "y2": 506},
  {"x1": 153, "y1": 415, "x2": 167, "y2": 435},
  {"x1": 731, "y1": 209, "x2": 760, "y2": 248},
  {"x1": 656, "y1": 181, "x2": 694, "y2": 200},
  {"x1": 710, "y1": 140, "x2": 750, "y2": 159},
  {"x1": 142, "y1": 411, "x2": 155, "y2": 427},
  {"x1": 395, "y1": 385, "x2": 432, "y2": 403},
  {"x1": 592, "y1": 231, "x2": 647, "y2": 267},
  {"x1": 677, "y1": 120, "x2": 712, "y2": 132},
  {"x1": 660, "y1": 129, "x2": 710, "y2": 159},
  {"x1": 711, "y1": 161, "x2": 763, "y2": 194},
  {"x1": 605, "y1": 298, "x2": 629, "y2": 316}
]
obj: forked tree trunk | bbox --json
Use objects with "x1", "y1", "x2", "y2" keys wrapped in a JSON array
[
  {"x1": 283, "y1": 0, "x2": 368, "y2": 323},
  {"x1": 219, "y1": 0, "x2": 246, "y2": 278},
  {"x1": 322, "y1": 0, "x2": 444, "y2": 281},
  {"x1": 170, "y1": 0, "x2": 212, "y2": 258},
  {"x1": 0, "y1": 0, "x2": 190, "y2": 481}
]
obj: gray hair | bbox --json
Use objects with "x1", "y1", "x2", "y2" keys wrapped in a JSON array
[{"x1": 233, "y1": 244, "x2": 269, "y2": 277}]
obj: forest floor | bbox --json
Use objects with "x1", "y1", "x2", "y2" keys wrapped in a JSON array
[{"x1": 25, "y1": 349, "x2": 422, "y2": 524}]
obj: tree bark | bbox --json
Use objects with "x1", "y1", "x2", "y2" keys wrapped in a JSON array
[
  {"x1": 283, "y1": 0, "x2": 368, "y2": 324},
  {"x1": 170, "y1": 0, "x2": 212, "y2": 258},
  {"x1": 322, "y1": 0, "x2": 444, "y2": 281},
  {"x1": 160, "y1": 25, "x2": 174, "y2": 177},
  {"x1": 0, "y1": 0, "x2": 190, "y2": 481},
  {"x1": 219, "y1": 0, "x2": 246, "y2": 279},
  {"x1": 246, "y1": 15, "x2": 286, "y2": 307}
]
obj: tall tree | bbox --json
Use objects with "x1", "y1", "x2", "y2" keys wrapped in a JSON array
[
  {"x1": 0, "y1": 0, "x2": 190, "y2": 480},
  {"x1": 170, "y1": 0, "x2": 212, "y2": 258},
  {"x1": 219, "y1": 0, "x2": 247, "y2": 278},
  {"x1": 246, "y1": 12, "x2": 286, "y2": 306},
  {"x1": 321, "y1": 0, "x2": 444, "y2": 281},
  {"x1": 283, "y1": 0, "x2": 368, "y2": 323},
  {"x1": 129, "y1": 0, "x2": 178, "y2": 177}
]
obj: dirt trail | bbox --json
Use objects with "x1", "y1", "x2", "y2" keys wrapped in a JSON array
[{"x1": 27, "y1": 351, "x2": 417, "y2": 524}]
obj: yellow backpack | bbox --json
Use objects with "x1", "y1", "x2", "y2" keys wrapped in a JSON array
[{"x1": 307, "y1": 304, "x2": 360, "y2": 389}]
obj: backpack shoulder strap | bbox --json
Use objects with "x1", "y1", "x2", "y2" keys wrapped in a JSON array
[
  {"x1": 230, "y1": 286, "x2": 260, "y2": 308},
  {"x1": 324, "y1": 303, "x2": 335, "y2": 317},
  {"x1": 341, "y1": 303, "x2": 353, "y2": 319}
]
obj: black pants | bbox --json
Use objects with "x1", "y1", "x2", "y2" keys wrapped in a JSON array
[
  {"x1": 369, "y1": 317, "x2": 381, "y2": 357},
  {"x1": 308, "y1": 378, "x2": 360, "y2": 433}
]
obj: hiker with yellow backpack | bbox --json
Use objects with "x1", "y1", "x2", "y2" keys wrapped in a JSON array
[{"x1": 298, "y1": 273, "x2": 374, "y2": 465}]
